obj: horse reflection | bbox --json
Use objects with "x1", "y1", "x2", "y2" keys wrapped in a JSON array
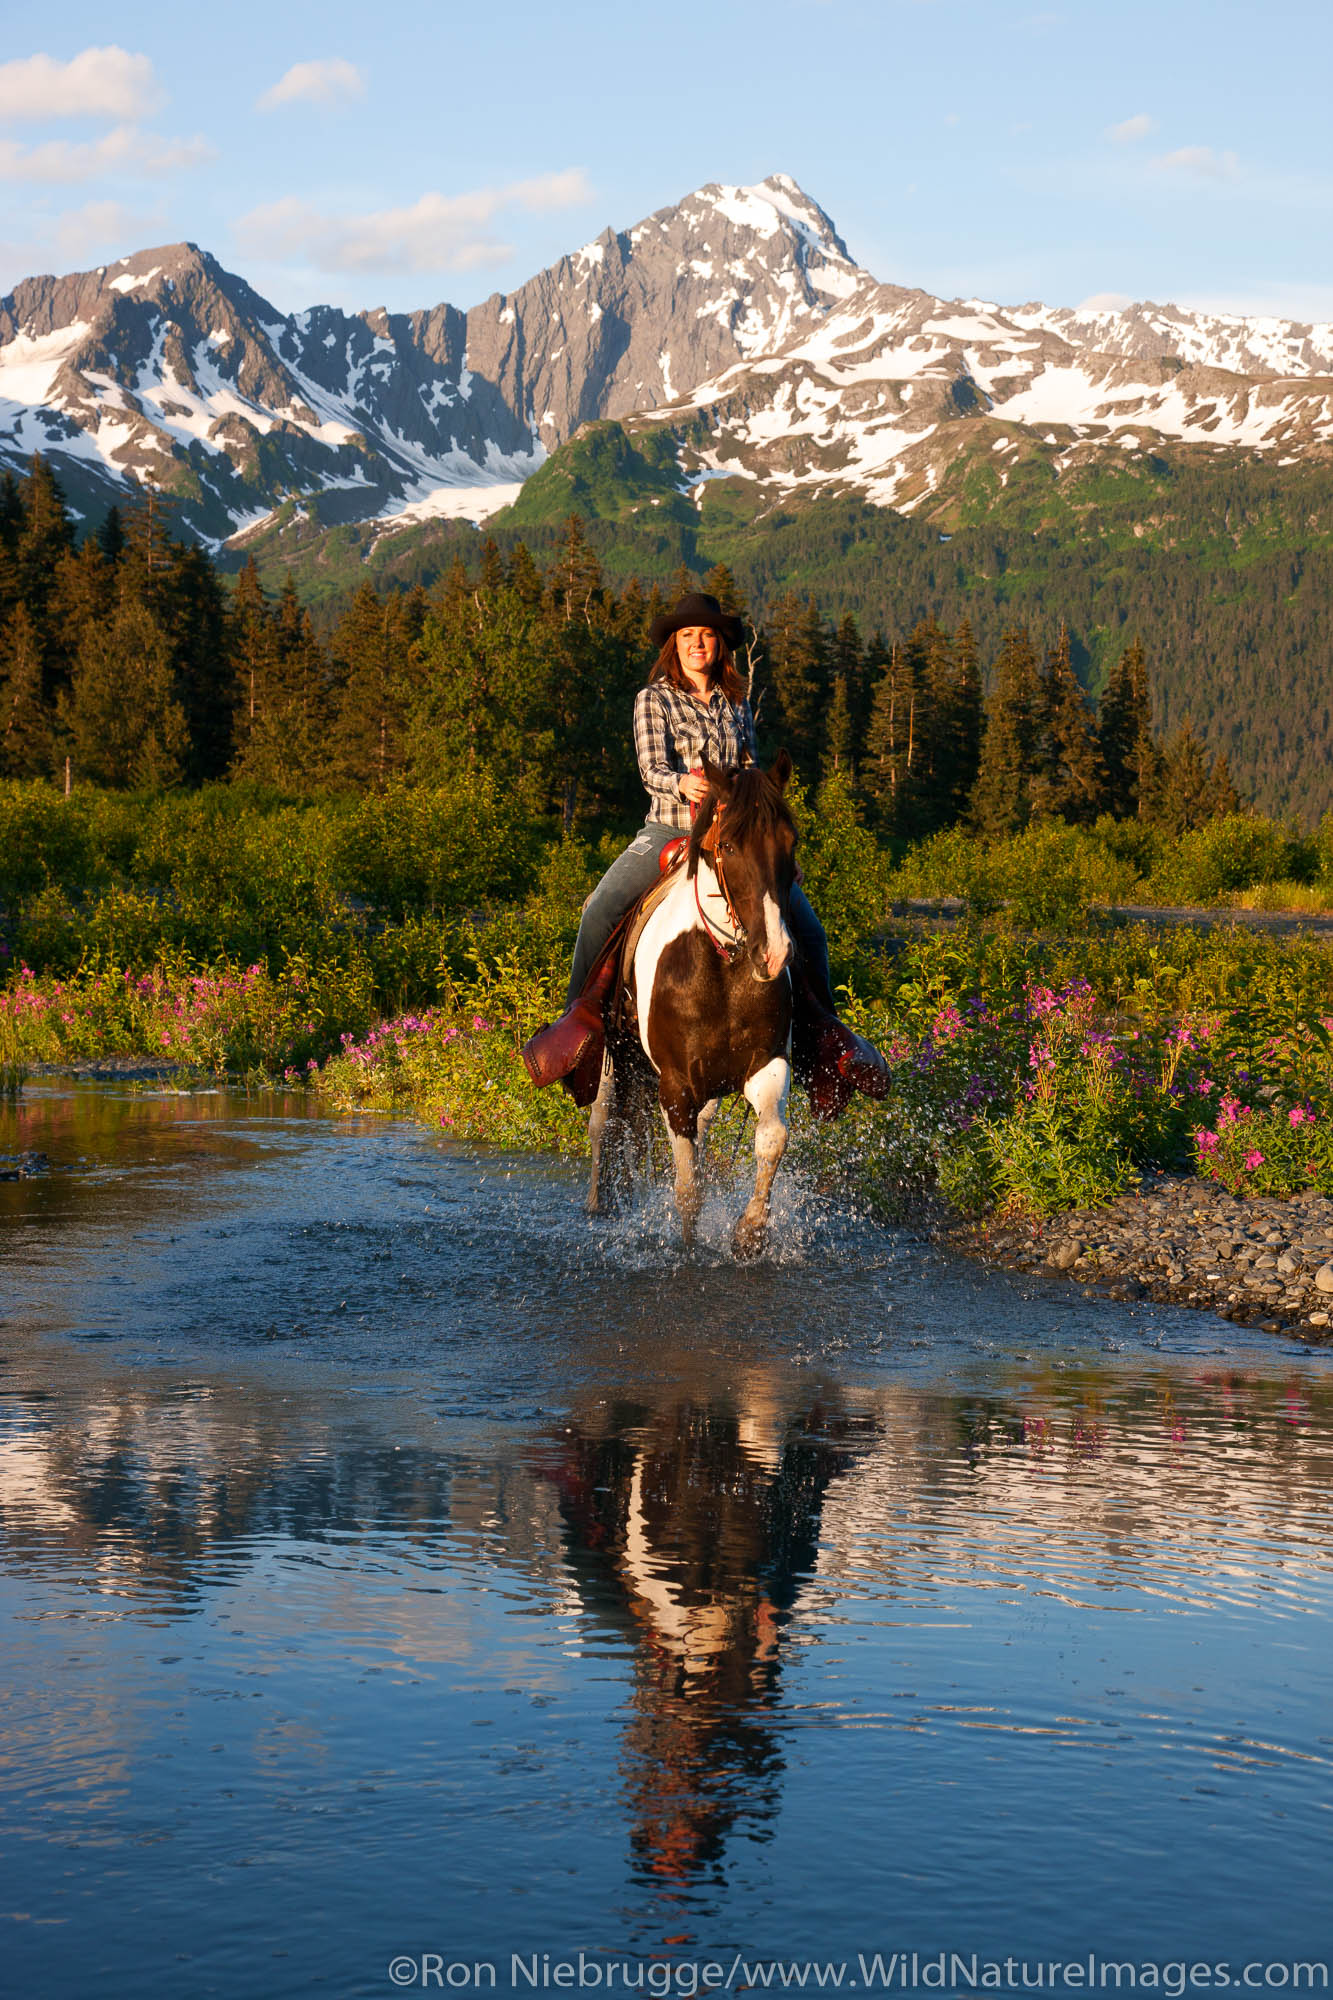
[{"x1": 534, "y1": 1386, "x2": 875, "y2": 1888}]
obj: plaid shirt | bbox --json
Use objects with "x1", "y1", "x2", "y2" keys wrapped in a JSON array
[{"x1": 632, "y1": 681, "x2": 758, "y2": 830}]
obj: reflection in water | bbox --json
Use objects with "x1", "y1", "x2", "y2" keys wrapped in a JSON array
[
  {"x1": 534, "y1": 1387, "x2": 875, "y2": 1888},
  {"x1": 3, "y1": 1086, "x2": 1333, "y2": 1989}
]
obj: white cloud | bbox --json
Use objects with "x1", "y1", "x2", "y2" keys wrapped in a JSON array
[
  {"x1": 507, "y1": 167, "x2": 594, "y2": 212},
  {"x1": 0, "y1": 46, "x2": 161, "y2": 122},
  {"x1": 1076, "y1": 291, "x2": 1133, "y2": 312},
  {"x1": 0, "y1": 125, "x2": 214, "y2": 183},
  {"x1": 54, "y1": 199, "x2": 166, "y2": 260},
  {"x1": 1107, "y1": 112, "x2": 1153, "y2": 143},
  {"x1": 234, "y1": 168, "x2": 594, "y2": 274},
  {"x1": 1151, "y1": 145, "x2": 1240, "y2": 180},
  {"x1": 256, "y1": 59, "x2": 366, "y2": 111}
]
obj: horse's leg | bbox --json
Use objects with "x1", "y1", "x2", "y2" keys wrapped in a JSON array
[
  {"x1": 732, "y1": 1056, "x2": 790, "y2": 1259},
  {"x1": 660, "y1": 1088, "x2": 702, "y2": 1249},
  {"x1": 695, "y1": 1096, "x2": 720, "y2": 1180},
  {"x1": 586, "y1": 1053, "x2": 615, "y2": 1217}
]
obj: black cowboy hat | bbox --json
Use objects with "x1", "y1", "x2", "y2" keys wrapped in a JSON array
[{"x1": 648, "y1": 591, "x2": 744, "y2": 653}]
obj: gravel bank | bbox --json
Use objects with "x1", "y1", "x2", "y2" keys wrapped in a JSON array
[{"x1": 963, "y1": 1174, "x2": 1333, "y2": 1342}]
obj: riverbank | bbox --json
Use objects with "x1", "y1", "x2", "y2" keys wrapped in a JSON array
[
  {"x1": 9, "y1": 901, "x2": 1333, "y2": 1341},
  {"x1": 961, "y1": 1173, "x2": 1333, "y2": 1343}
]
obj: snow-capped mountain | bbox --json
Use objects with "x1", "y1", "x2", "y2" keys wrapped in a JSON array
[
  {"x1": 648, "y1": 280, "x2": 1333, "y2": 514},
  {"x1": 2, "y1": 172, "x2": 1331, "y2": 545}
]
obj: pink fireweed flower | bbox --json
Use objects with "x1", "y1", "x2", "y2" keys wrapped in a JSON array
[
  {"x1": 1244, "y1": 1149, "x2": 1265, "y2": 1171},
  {"x1": 1216, "y1": 1095, "x2": 1247, "y2": 1127},
  {"x1": 1195, "y1": 1129, "x2": 1221, "y2": 1154},
  {"x1": 471, "y1": 1016, "x2": 490, "y2": 1032},
  {"x1": 1290, "y1": 1105, "x2": 1315, "y2": 1126}
]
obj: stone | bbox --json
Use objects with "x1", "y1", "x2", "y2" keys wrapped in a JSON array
[
  {"x1": 1315, "y1": 1264, "x2": 1333, "y2": 1293},
  {"x1": 1048, "y1": 1240, "x2": 1083, "y2": 1271}
]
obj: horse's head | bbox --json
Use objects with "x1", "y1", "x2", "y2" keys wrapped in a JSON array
[{"x1": 690, "y1": 753, "x2": 797, "y2": 981}]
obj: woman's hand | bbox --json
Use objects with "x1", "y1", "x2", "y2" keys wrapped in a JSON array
[{"x1": 680, "y1": 771, "x2": 711, "y2": 806}]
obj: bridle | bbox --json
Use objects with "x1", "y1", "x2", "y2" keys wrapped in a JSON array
[{"x1": 694, "y1": 801, "x2": 748, "y2": 964}]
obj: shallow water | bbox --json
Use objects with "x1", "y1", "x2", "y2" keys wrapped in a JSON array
[{"x1": 2, "y1": 1084, "x2": 1331, "y2": 1997}]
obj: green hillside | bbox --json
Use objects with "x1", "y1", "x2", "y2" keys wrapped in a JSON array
[{"x1": 230, "y1": 426, "x2": 1333, "y2": 820}]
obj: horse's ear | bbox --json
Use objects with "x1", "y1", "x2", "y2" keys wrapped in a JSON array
[
  {"x1": 702, "y1": 757, "x2": 733, "y2": 797},
  {"x1": 769, "y1": 750, "x2": 793, "y2": 794}
]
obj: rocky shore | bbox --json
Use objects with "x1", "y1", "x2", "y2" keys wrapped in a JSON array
[{"x1": 965, "y1": 1174, "x2": 1333, "y2": 1342}]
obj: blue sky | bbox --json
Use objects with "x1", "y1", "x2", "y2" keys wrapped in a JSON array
[{"x1": 2, "y1": 0, "x2": 1330, "y2": 323}]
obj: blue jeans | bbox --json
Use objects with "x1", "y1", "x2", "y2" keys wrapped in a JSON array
[{"x1": 566, "y1": 821, "x2": 830, "y2": 1007}]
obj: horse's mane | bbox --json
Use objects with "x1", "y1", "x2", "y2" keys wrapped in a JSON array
[{"x1": 687, "y1": 766, "x2": 795, "y2": 876}]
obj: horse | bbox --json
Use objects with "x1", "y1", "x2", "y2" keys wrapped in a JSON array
[{"x1": 587, "y1": 753, "x2": 798, "y2": 1258}]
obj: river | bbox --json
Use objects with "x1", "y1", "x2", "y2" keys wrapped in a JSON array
[{"x1": 2, "y1": 1083, "x2": 1331, "y2": 1997}]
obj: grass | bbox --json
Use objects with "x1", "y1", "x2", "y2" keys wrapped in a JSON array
[{"x1": 8, "y1": 775, "x2": 1333, "y2": 1216}]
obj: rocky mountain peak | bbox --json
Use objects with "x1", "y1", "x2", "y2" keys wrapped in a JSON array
[{"x1": 2, "y1": 172, "x2": 1332, "y2": 550}]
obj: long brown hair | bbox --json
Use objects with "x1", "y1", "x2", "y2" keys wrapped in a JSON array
[{"x1": 648, "y1": 632, "x2": 747, "y2": 703}]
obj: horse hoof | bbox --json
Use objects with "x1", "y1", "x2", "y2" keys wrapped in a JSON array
[{"x1": 732, "y1": 1217, "x2": 766, "y2": 1260}]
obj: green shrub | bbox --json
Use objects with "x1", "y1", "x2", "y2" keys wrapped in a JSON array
[
  {"x1": 793, "y1": 771, "x2": 894, "y2": 981},
  {"x1": 0, "y1": 783, "x2": 95, "y2": 898},
  {"x1": 1145, "y1": 813, "x2": 1308, "y2": 905},
  {"x1": 332, "y1": 774, "x2": 538, "y2": 917},
  {"x1": 889, "y1": 820, "x2": 1141, "y2": 929}
]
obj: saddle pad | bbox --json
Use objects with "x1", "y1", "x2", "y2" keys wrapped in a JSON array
[{"x1": 615, "y1": 846, "x2": 688, "y2": 1016}]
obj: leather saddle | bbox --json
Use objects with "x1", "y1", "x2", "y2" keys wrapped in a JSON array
[{"x1": 521, "y1": 842, "x2": 689, "y2": 1107}]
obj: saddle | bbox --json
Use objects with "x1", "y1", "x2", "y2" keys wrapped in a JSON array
[{"x1": 521, "y1": 843, "x2": 689, "y2": 1107}]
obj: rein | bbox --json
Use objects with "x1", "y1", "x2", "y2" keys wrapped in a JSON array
[{"x1": 694, "y1": 801, "x2": 747, "y2": 963}]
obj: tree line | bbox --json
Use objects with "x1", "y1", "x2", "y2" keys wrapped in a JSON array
[{"x1": 0, "y1": 454, "x2": 1239, "y2": 838}]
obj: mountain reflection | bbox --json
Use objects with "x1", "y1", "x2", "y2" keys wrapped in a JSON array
[{"x1": 532, "y1": 1385, "x2": 877, "y2": 1886}]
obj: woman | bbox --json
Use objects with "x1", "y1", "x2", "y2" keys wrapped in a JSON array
[{"x1": 524, "y1": 591, "x2": 887, "y2": 1110}]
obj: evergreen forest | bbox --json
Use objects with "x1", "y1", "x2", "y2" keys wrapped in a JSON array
[{"x1": 0, "y1": 454, "x2": 1241, "y2": 844}]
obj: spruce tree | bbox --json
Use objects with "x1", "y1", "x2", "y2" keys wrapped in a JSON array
[
  {"x1": 863, "y1": 641, "x2": 917, "y2": 835},
  {"x1": 764, "y1": 593, "x2": 828, "y2": 777},
  {"x1": 17, "y1": 454, "x2": 74, "y2": 626},
  {"x1": 0, "y1": 603, "x2": 54, "y2": 777},
  {"x1": 546, "y1": 517, "x2": 606, "y2": 631},
  {"x1": 506, "y1": 541, "x2": 544, "y2": 607},
  {"x1": 1202, "y1": 750, "x2": 1241, "y2": 821},
  {"x1": 168, "y1": 542, "x2": 233, "y2": 781},
  {"x1": 940, "y1": 618, "x2": 983, "y2": 821},
  {"x1": 971, "y1": 626, "x2": 1041, "y2": 837},
  {"x1": 701, "y1": 562, "x2": 748, "y2": 622},
  {"x1": 611, "y1": 573, "x2": 650, "y2": 650},
  {"x1": 0, "y1": 474, "x2": 23, "y2": 626},
  {"x1": 329, "y1": 582, "x2": 414, "y2": 787},
  {"x1": 228, "y1": 559, "x2": 277, "y2": 766},
  {"x1": 1150, "y1": 724, "x2": 1234, "y2": 834},
  {"x1": 478, "y1": 536, "x2": 506, "y2": 592},
  {"x1": 1032, "y1": 623, "x2": 1104, "y2": 822},
  {"x1": 62, "y1": 598, "x2": 186, "y2": 787},
  {"x1": 666, "y1": 560, "x2": 696, "y2": 607},
  {"x1": 237, "y1": 575, "x2": 328, "y2": 787},
  {"x1": 1098, "y1": 637, "x2": 1155, "y2": 819},
  {"x1": 96, "y1": 505, "x2": 126, "y2": 566},
  {"x1": 824, "y1": 613, "x2": 863, "y2": 778}
]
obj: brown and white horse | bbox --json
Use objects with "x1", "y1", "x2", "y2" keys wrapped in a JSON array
[{"x1": 588, "y1": 755, "x2": 797, "y2": 1257}]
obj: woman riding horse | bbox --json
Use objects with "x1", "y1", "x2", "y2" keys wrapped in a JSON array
[{"x1": 523, "y1": 591, "x2": 889, "y2": 1112}]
